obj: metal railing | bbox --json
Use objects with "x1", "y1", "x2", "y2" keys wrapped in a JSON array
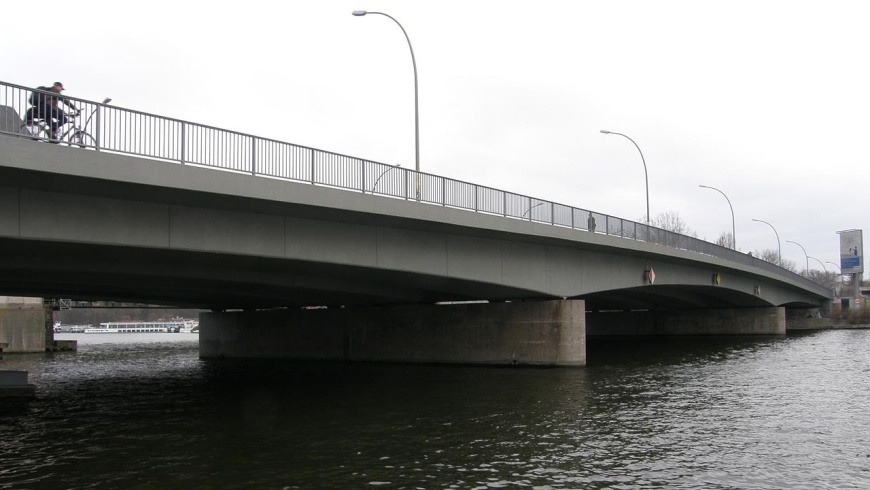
[{"x1": 0, "y1": 80, "x2": 827, "y2": 294}]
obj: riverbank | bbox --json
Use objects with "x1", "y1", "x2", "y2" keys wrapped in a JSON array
[{"x1": 788, "y1": 317, "x2": 870, "y2": 330}]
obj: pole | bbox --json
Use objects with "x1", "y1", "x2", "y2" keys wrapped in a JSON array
[
  {"x1": 752, "y1": 218, "x2": 781, "y2": 266},
  {"x1": 786, "y1": 240, "x2": 809, "y2": 274},
  {"x1": 699, "y1": 184, "x2": 735, "y2": 250},
  {"x1": 600, "y1": 130, "x2": 649, "y2": 224},
  {"x1": 808, "y1": 256, "x2": 827, "y2": 274}
]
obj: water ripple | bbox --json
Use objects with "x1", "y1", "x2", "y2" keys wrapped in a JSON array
[{"x1": 1, "y1": 331, "x2": 870, "y2": 488}]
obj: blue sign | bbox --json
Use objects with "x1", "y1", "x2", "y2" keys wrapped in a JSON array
[{"x1": 842, "y1": 256, "x2": 861, "y2": 269}]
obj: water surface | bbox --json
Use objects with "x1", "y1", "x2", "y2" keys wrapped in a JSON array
[{"x1": 1, "y1": 331, "x2": 869, "y2": 488}]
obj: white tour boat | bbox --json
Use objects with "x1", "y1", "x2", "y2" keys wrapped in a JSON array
[{"x1": 84, "y1": 319, "x2": 198, "y2": 334}]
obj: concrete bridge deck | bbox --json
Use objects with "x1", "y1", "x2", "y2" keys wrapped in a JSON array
[{"x1": 0, "y1": 134, "x2": 829, "y2": 312}]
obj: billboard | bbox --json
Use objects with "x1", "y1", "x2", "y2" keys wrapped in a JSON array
[{"x1": 838, "y1": 229, "x2": 863, "y2": 274}]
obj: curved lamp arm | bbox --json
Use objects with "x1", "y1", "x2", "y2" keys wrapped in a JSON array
[
  {"x1": 601, "y1": 130, "x2": 649, "y2": 224},
  {"x1": 353, "y1": 10, "x2": 419, "y2": 175},
  {"x1": 699, "y1": 184, "x2": 735, "y2": 250},
  {"x1": 752, "y1": 218, "x2": 781, "y2": 267}
]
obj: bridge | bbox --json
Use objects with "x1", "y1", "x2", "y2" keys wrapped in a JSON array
[{"x1": 0, "y1": 81, "x2": 831, "y2": 365}]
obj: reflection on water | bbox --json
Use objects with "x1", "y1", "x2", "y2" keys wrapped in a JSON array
[{"x1": 1, "y1": 331, "x2": 870, "y2": 488}]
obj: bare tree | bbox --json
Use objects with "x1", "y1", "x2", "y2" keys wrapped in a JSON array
[
  {"x1": 650, "y1": 210, "x2": 696, "y2": 237},
  {"x1": 716, "y1": 232, "x2": 734, "y2": 249},
  {"x1": 805, "y1": 269, "x2": 839, "y2": 289},
  {"x1": 753, "y1": 248, "x2": 797, "y2": 272}
]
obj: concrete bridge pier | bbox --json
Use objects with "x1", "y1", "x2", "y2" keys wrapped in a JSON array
[
  {"x1": 586, "y1": 306, "x2": 786, "y2": 337},
  {"x1": 0, "y1": 297, "x2": 47, "y2": 353},
  {"x1": 199, "y1": 299, "x2": 586, "y2": 367}
]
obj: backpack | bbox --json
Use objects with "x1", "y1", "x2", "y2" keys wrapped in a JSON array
[{"x1": 29, "y1": 86, "x2": 49, "y2": 106}]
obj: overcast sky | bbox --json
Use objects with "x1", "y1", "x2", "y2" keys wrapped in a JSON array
[{"x1": 5, "y1": 0, "x2": 868, "y2": 279}]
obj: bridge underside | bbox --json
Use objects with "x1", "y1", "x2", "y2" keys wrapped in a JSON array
[
  {"x1": 0, "y1": 238, "x2": 544, "y2": 309},
  {"x1": 0, "y1": 237, "x2": 804, "y2": 312},
  {"x1": 579, "y1": 284, "x2": 776, "y2": 311}
]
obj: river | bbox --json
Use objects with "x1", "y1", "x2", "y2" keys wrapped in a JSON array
[{"x1": 1, "y1": 330, "x2": 869, "y2": 489}]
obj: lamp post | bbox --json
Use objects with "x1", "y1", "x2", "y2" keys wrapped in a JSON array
[
  {"x1": 752, "y1": 218, "x2": 781, "y2": 266},
  {"x1": 699, "y1": 184, "x2": 735, "y2": 250},
  {"x1": 600, "y1": 130, "x2": 649, "y2": 224},
  {"x1": 808, "y1": 256, "x2": 827, "y2": 274},
  {"x1": 352, "y1": 10, "x2": 420, "y2": 179},
  {"x1": 786, "y1": 240, "x2": 810, "y2": 274}
]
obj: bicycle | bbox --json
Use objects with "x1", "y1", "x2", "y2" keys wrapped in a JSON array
[{"x1": 20, "y1": 97, "x2": 111, "y2": 148}]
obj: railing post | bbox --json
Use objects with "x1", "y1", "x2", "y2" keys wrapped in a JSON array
[
  {"x1": 180, "y1": 122, "x2": 186, "y2": 165},
  {"x1": 251, "y1": 136, "x2": 257, "y2": 176},
  {"x1": 441, "y1": 177, "x2": 446, "y2": 206},
  {"x1": 95, "y1": 104, "x2": 102, "y2": 151},
  {"x1": 503, "y1": 192, "x2": 507, "y2": 217},
  {"x1": 474, "y1": 184, "x2": 478, "y2": 212},
  {"x1": 551, "y1": 202, "x2": 555, "y2": 225},
  {"x1": 361, "y1": 159, "x2": 366, "y2": 193},
  {"x1": 310, "y1": 148, "x2": 315, "y2": 184},
  {"x1": 403, "y1": 169, "x2": 409, "y2": 200}
]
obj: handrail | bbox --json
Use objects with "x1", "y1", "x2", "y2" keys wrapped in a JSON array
[{"x1": 0, "y1": 80, "x2": 829, "y2": 295}]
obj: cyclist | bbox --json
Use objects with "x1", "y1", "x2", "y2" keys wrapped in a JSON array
[{"x1": 25, "y1": 82, "x2": 79, "y2": 140}]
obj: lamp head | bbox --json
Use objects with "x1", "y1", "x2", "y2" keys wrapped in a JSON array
[
  {"x1": 352, "y1": 10, "x2": 367, "y2": 16},
  {"x1": 600, "y1": 130, "x2": 611, "y2": 134}
]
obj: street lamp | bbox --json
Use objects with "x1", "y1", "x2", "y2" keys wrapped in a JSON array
[
  {"x1": 752, "y1": 218, "x2": 781, "y2": 266},
  {"x1": 600, "y1": 130, "x2": 649, "y2": 224},
  {"x1": 699, "y1": 184, "x2": 735, "y2": 250},
  {"x1": 786, "y1": 240, "x2": 810, "y2": 274},
  {"x1": 808, "y1": 256, "x2": 827, "y2": 274},
  {"x1": 352, "y1": 10, "x2": 420, "y2": 178},
  {"x1": 826, "y1": 261, "x2": 841, "y2": 273}
]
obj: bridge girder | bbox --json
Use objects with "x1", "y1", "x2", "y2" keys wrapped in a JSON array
[
  {"x1": 0, "y1": 237, "x2": 817, "y2": 312},
  {"x1": 0, "y1": 135, "x2": 832, "y2": 312}
]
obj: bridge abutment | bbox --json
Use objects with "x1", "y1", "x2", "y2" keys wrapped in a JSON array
[
  {"x1": 199, "y1": 299, "x2": 586, "y2": 366},
  {"x1": 586, "y1": 306, "x2": 785, "y2": 336}
]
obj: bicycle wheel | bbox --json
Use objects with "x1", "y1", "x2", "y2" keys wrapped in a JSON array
[{"x1": 68, "y1": 130, "x2": 96, "y2": 148}]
